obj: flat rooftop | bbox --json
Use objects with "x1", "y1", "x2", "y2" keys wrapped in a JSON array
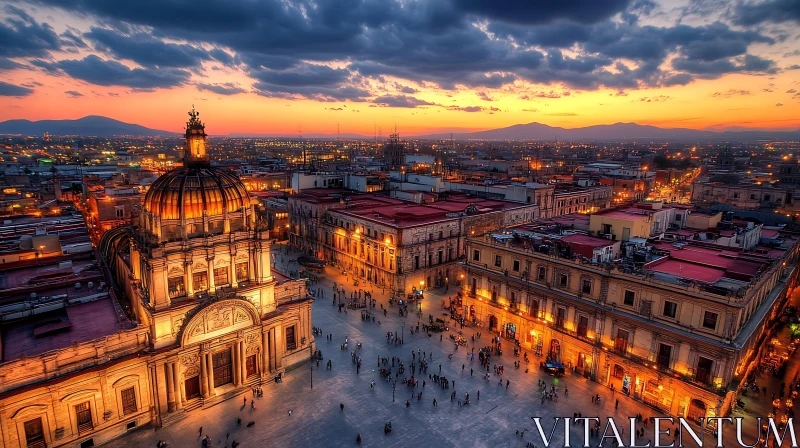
[{"x1": 2, "y1": 297, "x2": 121, "y2": 360}]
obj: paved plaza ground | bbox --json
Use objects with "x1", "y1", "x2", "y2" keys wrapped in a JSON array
[{"x1": 105, "y1": 243, "x2": 796, "y2": 448}]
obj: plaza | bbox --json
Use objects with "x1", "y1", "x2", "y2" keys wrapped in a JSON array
[{"x1": 103, "y1": 243, "x2": 796, "y2": 448}]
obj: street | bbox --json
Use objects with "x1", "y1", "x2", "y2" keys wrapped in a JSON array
[{"x1": 104, "y1": 243, "x2": 793, "y2": 448}]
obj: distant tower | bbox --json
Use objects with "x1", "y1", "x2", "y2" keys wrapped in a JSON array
[
  {"x1": 718, "y1": 145, "x2": 735, "y2": 172},
  {"x1": 384, "y1": 129, "x2": 404, "y2": 170},
  {"x1": 184, "y1": 105, "x2": 209, "y2": 167}
]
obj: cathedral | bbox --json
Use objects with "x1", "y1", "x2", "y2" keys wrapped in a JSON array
[{"x1": 0, "y1": 109, "x2": 313, "y2": 447}]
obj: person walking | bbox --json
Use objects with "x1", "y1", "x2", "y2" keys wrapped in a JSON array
[
  {"x1": 340, "y1": 403, "x2": 344, "y2": 412},
  {"x1": 506, "y1": 379, "x2": 510, "y2": 389},
  {"x1": 198, "y1": 427, "x2": 203, "y2": 438}
]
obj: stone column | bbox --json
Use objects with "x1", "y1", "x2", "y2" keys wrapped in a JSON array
[
  {"x1": 261, "y1": 328, "x2": 272, "y2": 376},
  {"x1": 200, "y1": 351, "x2": 209, "y2": 398},
  {"x1": 232, "y1": 343, "x2": 240, "y2": 386},
  {"x1": 165, "y1": 362, "x2": 175, "y2": 412},
  {"x1": 208, "y1": 259, "x2": 216, "y2": 293},
  {"x1": 206, "y1": 352, "x2": 216, "y2": 397},
  {"x1": 173, "y1": 361, "x2": 183, "y2": 410},
  {"x1": 185, "y1": 261, "x2": 194, "y2": 297},
  {"x1": 240, "y1": 341, "x2": 247, "y2": 382}
]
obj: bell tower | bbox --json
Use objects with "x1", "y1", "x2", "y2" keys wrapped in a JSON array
[{"x1": 184, "y1": 106, "x2": 209, "y2": 167}]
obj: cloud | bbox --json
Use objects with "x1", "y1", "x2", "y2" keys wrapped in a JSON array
[
  {"x1": 476, "y1": 91, "x2": 494, "y2": 101},
  {"x1": 456, "y1": 0, "x2": 633, "y2": 24},
  {"x1": 521, "y1": 108, "x2": 538, "y2": 112},
  {"x1": 788, "y1": 89, "x2": 797, "y2": 94},
  {"x1": 86, "y1": 26, "x2": 229, "y2": 69},
  {"x1": 0, "y1": 80, "x2": 33, "y2": 96},
  {"x1": 11, "y1": 0, "x2": 787, "y2": 95},
  {"x1": 544, "y1": 112, "x2": 578, "y2": 116},
  {"x1": 0, "y1": 6, "x2": 65, "y2": 57},
  {"x1": 325, "y1": 107, "x2": 344, "y2": 111},
  {"x1": 638, "y1": 95, "x2": 670, "y2": 102},
  {"x1": 372, "y1": 95, "x2": 435, "y2": 108},
  {"x1": 196, "y1": 82, "x2": 246, "y2": 95},
  {"x1": 64, "y1": 90, "x2": 83, "y2": 97},
  {"x1": 711, "y1": 89, "x2": 752, "y2": 98},
  {"x1": 447, "y1": 105, "x2": 484, "y2": 112},
  {"x1": 35, "y1": 54, "x2": 191, "y2": 88},
  {"x1": 0, "y1": 57, "x2": 25, "y2": 70},
  {"x1": 776, "y1": 103, "x2": 783, "y2": 106},
  {"x1": 732, "y1": 0, "x2": 800, "y2": 25}
]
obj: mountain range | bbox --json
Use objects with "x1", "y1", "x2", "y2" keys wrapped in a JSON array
[
  {"x1": 1, "y1": 116, "x2": 798, "y2": 142},
  {"x1": 0, "y1": 116, "x2": 174, "y2": 137}
]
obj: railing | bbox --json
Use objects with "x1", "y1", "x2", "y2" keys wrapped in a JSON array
[{"x1": 466, "y1": 235, "x2": 772, "y2": 304}]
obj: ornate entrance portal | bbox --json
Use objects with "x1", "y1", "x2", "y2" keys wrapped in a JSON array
[{"x1": 213, "y1": 350, "x2": 233, "y2": 388}]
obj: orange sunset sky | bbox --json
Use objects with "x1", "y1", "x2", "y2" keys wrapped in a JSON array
[{"x1": 0, "y1": 0, "x2": 799, "y2": 136}]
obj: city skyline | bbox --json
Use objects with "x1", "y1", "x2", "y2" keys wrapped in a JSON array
[{"x1": 0, "y1": 0, "x2": 799, "y2": 135}]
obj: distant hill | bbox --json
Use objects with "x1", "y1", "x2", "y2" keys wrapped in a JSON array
[
  {"x1": 0, "y1": 116, "x2": 175, "y2": 137},
  {"x1": 415, "y1": 121, "x2": 800, "y2": 142}
]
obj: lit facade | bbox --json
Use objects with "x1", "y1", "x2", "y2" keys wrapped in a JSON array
[
  {"x1": 460, "y1": 233, "x2": 799, "y2": 426},
  {"x1": 0, "y1": 109, "x2": 314, "y2": 448}
]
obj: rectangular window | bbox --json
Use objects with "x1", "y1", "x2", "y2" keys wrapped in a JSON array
[
  {"x1": 115, "y1": 206, "x2": 124, "y2": 218},
  {"x1": 615, "y1": 329, "x2": 629, "y2": 352},
  {"x1": 582, "y1": 279, "x2": 591, "y2": 294},
  {"x1": 556, "y1": 307, "x2": 566, "y2": 328},
  {"x1": 577, "y1": 315, "x2": 589, "y2": 337},
  {"x1": 75, "y1": 401, "x2": 93, "y2": 434},
  {"x1": 473, "y1": 249, "x2": 480, "y2": 261},
  {"x1": 623, "y1": 290, "x2": 635, "y2": 306},
  {"x1": 193, "y1": 271, "x2": 208, "y2": 293},
  {"x1": 512, "y1": 260, "x2": 520, "y2": 272},
  {"x1": 696, "y1": 356, "x2": 714, "y2": 384},
  {"x1": 286, "y1": 325, "x2": 297, "y2": 351},
  {"x1": 414, "y1": 255, "x2": 420, "y2": 270},
  {"x1": 702, "y1": 311, "x2": 718, "y2": 330},
  {"x1": 168, "y1": 275, "x2": 185, "y2": 299},
  {"x1": 559, "y1": 273, "x2": 568, "y2": 288},
  {"x1": 657, "y1": 344, "x2": 672, "y2": 369},
  {"x1": 236, "y1": 262, "x2": 249, "y2": 282},
  {"x1": 537, "y1": 266, "x2": 546, "y2": 281},
  {"x1": 214, "y1": 267, "x2": 229, "y2": 287},
  {"x1": 121, "y1": 387, "x2": 137, "y2": 415},
  {"x1": 495, "y1": 255, "x2": 502, "y2": 267},
  {"x1": 663, "y1": 300, "x2": 677, "y2": 318},
  {"x1": 530, "y1": 299, "x2": 540, "y2": 317},
  {"x1": 24, "y1": 417, "x2": 45, "y2": 448}
]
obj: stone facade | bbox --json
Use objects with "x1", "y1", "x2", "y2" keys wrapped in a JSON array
[{"x1": 459, "y1": 234, "x2": 798, "y2": 425}]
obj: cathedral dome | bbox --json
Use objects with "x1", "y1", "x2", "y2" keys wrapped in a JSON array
[{"x1": 143, "y1": 167, "x2": 250, "y2": 220}]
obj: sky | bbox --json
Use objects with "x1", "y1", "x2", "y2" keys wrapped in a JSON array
[{"x1": 0, "y1": 0, "x2": 799, "y2": 136}]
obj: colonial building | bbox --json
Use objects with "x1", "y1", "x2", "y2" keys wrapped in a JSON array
[
  {"x1": 460, "y1": 227, "x2": 799, "y2": 427},
  {"x1": 0, "y1": 109, "x2": 313, "y2": 448}
]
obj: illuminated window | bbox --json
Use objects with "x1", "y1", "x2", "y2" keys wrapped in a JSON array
[
  {"x1": 236, "y1": 262, "x2": 249, "y2": 282},
  {"x1": 193, "y1": 272, "x2": 208, "y2": 293},
  {"x1": 214, "y1": 267, "x2": 229, "y2": 286},
  {"x1": 168, "y1": 276, "x2": 185, "y2": 298}
]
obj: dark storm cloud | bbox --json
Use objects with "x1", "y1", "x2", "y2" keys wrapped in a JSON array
[
  {"x1": 19, "y1": 0, "x2": 786, "y2": 93},
  {"x1": 0, "y1": 57, "x2": 25, "y2": 70},
  {"x1": 372, "y1": 95, "x2": 436, "y2": 108},
  {"x1": 454, "y1": 0, "x2": 633, "y2": 24},
  {"x1": 732, "y1": 0, "x2": 800, "y2": 26},
  {"x1": 0, "y1": 6, "x2": 65, "y2": 57},
  {"x1": 196, "y1": 82, "x2": 246, "y2": 95},
  {"x1": 35, "y1": 54, "x2": 191, "y2": 88},
  {"x1": 0, "y1": 80, "x2": 34, "y2": 96}
]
